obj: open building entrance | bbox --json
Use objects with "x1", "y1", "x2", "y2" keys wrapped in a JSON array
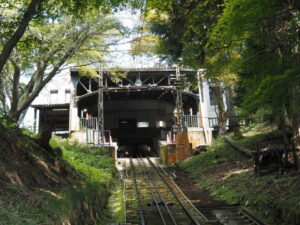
[
  {"x1": 71, "y1": 68, "x2": 201, "y2": 156},
  {"x1": 117, "y1": 144, "x2": 156, "y2": 158}
]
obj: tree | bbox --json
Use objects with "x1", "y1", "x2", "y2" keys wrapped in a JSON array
[
  {"x1": 147, "y1": 0, "x2": 300, "y2": 140},
  {"x1": 0, "y1": 11, "x2": 122, "y2": 121},
  {"x1": 209, "y1": 0, "x2": 300, "y2": 140},
  {"x1": 147, "y1": 0, "x2": 231, "y2": 135},
  {"x1": 147, "y1": 0, "x2": 224, "y2": 66},
  {"x1": 0, "y1": 0, "x2": 43, "y2": 74},
  {"x1": 0, "y1": 0, "x2": 136, "y2": 76}
]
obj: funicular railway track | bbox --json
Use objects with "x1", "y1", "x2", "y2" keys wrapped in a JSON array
[{"x1": 124, "y1": 155, "x2": 269, "y2": 225}]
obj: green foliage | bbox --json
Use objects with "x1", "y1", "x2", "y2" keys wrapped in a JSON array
[
  {"x1": 209, "y1": 0, "x2": 300, "y2": 117},
  {"x1": 51, "y1": 137, "x2": 115, "y2": 185},
  {"x1": 0, "y1": 193, "x2": 54, "y2": 225},
  {"x1": 0, "y1": 9, "x2": 122, "y2": 121},
  {"x1": 147, "y1": 0, "x2": 224, "y2": 67},
  {"x1": 0, "y1": 133, "x2": 117, "y2": 224},
  {"x1": 108, "y1": 181, "x2": 126, "y2": 223},
  {"x1": 0, "y1": 182, "x2": 111, "y2": 225},
  {"x1": 0, "y1": 110, "x2": 18, "y2": 130},
  {"x1": 241, "y1": 65, "x2": 300, "y2": 115},
  {"x1": 180, "y1": 130, "x2": 300, "y2": 225},
  {"x1": 210, "y1": 0, "x2": 279, "y2": 43},
  {"x1": 108, "y1": 67, "x2": 128, "y2": 83},
  {"x1": 131, "y1": 34, "x2": 160, "y2": 56},
  {"x1": 180, "y1": 136, "x2": 246, "y2": 176},
  {"x1": 148, "y1": 0, "x2": 300, "y2": 129},
  {"x1": 79, "y1": 65, "x2": 99, "y2": 78}
]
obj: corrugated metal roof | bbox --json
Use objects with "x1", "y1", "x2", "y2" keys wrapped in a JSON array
[
  {"x1": 31, "y1": 103, "x2": 69, "y2": 109},
  {"x1": 70, "y1": 67, "x2": 195, "y2": 73}
]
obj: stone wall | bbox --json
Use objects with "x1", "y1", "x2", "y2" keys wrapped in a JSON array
[{"x1": 187, "y1": 128, "x2": 207, "y2": 148}]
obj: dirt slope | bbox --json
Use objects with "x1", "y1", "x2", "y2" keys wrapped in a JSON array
[{"x1": 0, "y1": 126, "x2": 111, "y2": 225}]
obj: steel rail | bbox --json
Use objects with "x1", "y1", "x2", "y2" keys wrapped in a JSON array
[
  {"x1": 129, "y1": 157, "x2": 146, "y2": 225},
  {"x1": 136, "y1": 156, "x2": 168, "y2": 225},
  {"x1": 157, "y1": 162, "x2": 210, "y2": 222},
  {"x1": 146, "y1": 156, "x2": 201, "y2": 225},
  {"x1": 155, "y1": 158, "x2": 270, "y2": 225},
  {"x1": 241, "y1": 207, "x2": 270, "y2": 225},
  {"x1": 138, "y1": 155, "x2": 178, "y2": 225}
]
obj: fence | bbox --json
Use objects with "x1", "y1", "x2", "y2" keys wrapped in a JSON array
[
  {"x1": 183, "y1": 115, "x2": 247, "y2": 128},
  {"x1": 80, "y1": 117, "x2": 98, "y2": 130},
  {"x1": 79, "y1": 118, "x2": 112, "y2": 147},
  {"x1": 86, "y1": 129, "x2": 112, "y2": 147},
  {"x1": 183, "y1": 115, "x2": 202, "y2": 128}
]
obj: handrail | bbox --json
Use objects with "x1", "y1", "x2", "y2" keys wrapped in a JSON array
[{"x1": 80, "y1": 117, "x2": 98, "y2": 130}]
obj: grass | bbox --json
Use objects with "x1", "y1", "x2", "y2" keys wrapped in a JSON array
[
  {"x1": 51, "y1": 137, "x2": 116, "y2": 185},
  {"x1": 179, "y1": 130, "x2": 300, "y2": 225},
  {"x1": 50, "y1": 137, "x2": 116, "y2": 223},
  {"x1": 108, "y1": 181, "x2": 126, "y2": 223},
  {"x1": 1, "y1": 182, "x2": 112, "y2": 225},
  {"x1": 0, "y1": 133, "x2": 117, "y2": 225},
  {"x1": 181, "y1": 136, "x2": 248, "y2": 176}
]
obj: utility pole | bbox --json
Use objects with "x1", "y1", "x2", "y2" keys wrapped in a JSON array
[{"x1": 98, "y1": 64, "x2": 104, "y2": 147}]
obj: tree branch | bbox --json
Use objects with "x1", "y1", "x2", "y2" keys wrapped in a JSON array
[
  {"x1": 0, "y1": 0, "x2": 43, "y2": 75},
  {"x1": 15, "y1": 30, "x2": 91, "y2": 118}
]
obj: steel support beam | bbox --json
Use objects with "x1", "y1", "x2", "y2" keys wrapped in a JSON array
[
  {"x1": 98, "y1": 65, "x2": 104, "y2": 147},
  {"x1": 175, "y1": 66, "x2": 185, "y2": 133}
]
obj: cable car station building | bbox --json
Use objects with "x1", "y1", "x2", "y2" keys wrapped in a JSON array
[{"x1": 33, "y1": 68, "x2": 226, "y2": 161}]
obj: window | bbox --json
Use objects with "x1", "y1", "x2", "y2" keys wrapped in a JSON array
[
  {"x1": 157, "y1": 120, "x2": 165, "y2": 128},
  {"x1": 65, "y1": 89, "x2": 70, "y2": 102},
  {"x1": 209, "y1": 87, "x2": 216, "y2": 106},
  {"x1": 137, "y1": 121, "x2": 149, "y2": 128},
  {"x1": 50, "y1": 89, "x2": 58, "y2": 104},
  {"x1": 119, "y1": 119, "x2": 136, "y2": 129}
]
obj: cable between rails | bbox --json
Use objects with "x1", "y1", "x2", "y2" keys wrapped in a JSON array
[
  {"x1": 130, "y1": 157, "x2": 146, "y2": 225},
  {"x1": 146, "y1": 156, "x2": 202, "y2": 225},
  {"x1": 138, "y1": 155, "x2": 178, "y2": 225},
  {"x1": 136, "y1": 155, "x2": 168, "y2": 225},
  {"x1": 156, "y1": 161, "x2": 209, "y2": 222}
]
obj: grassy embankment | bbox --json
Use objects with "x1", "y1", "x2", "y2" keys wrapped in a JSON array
[
  {"x1": 179, "y1": 126, "x2": 300, "y2": 225},
  {"x1": 51, "y1": 137, "x2": 118, "y2": 225},
  {"x1": 0, "y1": 122, "x2": 118, "y2": 225}
]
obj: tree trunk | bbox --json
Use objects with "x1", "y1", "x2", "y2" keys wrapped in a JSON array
[
  {"x1": 212, "y1": 86, "x2": 228, "y2": 136},
  {"x1": 0, "y1": 0, "x2": 43, "y2": 75},
  {"x1": 290, "y1": 86, "x2": 300, "y2": 170},
  {"x1": 10, "y1": 60, "x2": 21, "y2": 114}
]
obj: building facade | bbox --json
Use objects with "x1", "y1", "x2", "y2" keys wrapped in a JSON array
[{"x1": 27, "y1": 68, "x2": 229, "y2": 152}]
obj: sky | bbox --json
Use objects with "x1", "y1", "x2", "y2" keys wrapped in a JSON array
[{"x1": 106, "y1": 10, "x2": 162, "y2": 68}]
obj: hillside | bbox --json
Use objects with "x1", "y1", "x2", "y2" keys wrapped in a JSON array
[
  {"x1": 0, "y1": 124, "x2": 115, "y2": 225},
  {"x1": 179, "y1": 128, "x2": 300, "y2": 225}
]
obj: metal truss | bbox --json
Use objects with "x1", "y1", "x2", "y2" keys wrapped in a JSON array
[
  {"x1": 175, "y1": 66, "x2": 185, "y2": 133},
  {"x1": 98, "y1": 65, "x2": 104, "y2": 147}
]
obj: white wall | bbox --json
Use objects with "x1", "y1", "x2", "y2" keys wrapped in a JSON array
[{"x1": 21, "y1": 70, "x2": 72, "y2": 129}]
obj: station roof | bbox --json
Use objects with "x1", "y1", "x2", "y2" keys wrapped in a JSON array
[
  {"x1": 31, "y1": 103, "x2": 69, "y2": 110},
  {"x1": 70, "y1": 67, "x2": 195, "y2": 73},
  {"x1": 72, "y1": 67, "x2": 198, "y2": 101}
]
